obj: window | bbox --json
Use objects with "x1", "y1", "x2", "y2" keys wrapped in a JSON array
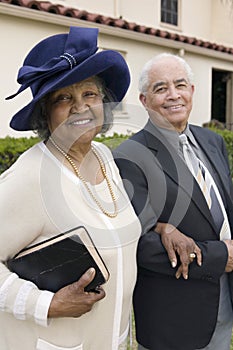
[
  {"x1": 161, "y1": 0, "x2": 178, "y2": 26},
  {"x1": 211, "y1": 69, "x2": 233, "y2": 130}
]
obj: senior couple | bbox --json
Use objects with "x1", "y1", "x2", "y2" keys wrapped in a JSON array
[{"x1": 0, "y1": 26, "x2": 233, "y2": 350}]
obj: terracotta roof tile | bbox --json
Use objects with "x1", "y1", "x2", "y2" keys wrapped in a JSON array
[
  {"x1": 144, "y1": 27, "x2": 157, "y2": 35},
  {"x1": 127, "y1": 21, "x2": 138, "y2": 31},
  {"x1": 168, "y1": 32, "x2": 179, "y2": 40},
  {"x1": 1, "y1": 0, "x2": 233, "y2": 56},
  {"x1": 186, "y1": 37, "x2": 196, "y2": 45}
]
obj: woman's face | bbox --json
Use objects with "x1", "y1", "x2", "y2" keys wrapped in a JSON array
[{"x1": 46, "y1": 77, "x2": 105, "y2": 146}]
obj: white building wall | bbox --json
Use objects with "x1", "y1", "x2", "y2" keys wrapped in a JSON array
[
  {"x1": 211, "y1": 0, "x2": 233, "y2": 46},
  {"x1": 117, "y1": 0, "x2": 159, "y2": 27},
  {"x1": 180, "y1": 0, "x2": 213, "y2": 40},
  {"x1": 1, "y1": 1, "x2": 233, "y2": 137},
  {"x1": 49, "y1": 0, "x2": 233, "y2": 48},
  {"x1": 1, "y1": 16, "x2": 64, "y2": 138}
]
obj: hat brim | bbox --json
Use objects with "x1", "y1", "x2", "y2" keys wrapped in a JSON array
[{"x1": 10, "y1": 50, "x2": 130, "y2": 131}]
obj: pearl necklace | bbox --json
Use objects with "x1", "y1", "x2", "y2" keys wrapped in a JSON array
[{"x1": 49, "y1": 137, "x2": 118, "y2": 218}]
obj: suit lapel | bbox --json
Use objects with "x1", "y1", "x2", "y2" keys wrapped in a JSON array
[
  {"x1": 142, "y1": 122, "x2": 218, "y2": 234},
  {"x1": 190, "y1": 126, "x2": 233, "y2": 232},
  {"x1": 190, "y1": 126, "x2": 229, "y2": 192}
]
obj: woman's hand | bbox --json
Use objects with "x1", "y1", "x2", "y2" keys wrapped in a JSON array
[
  {"x1": 48, "y1": 268, "x2": 106, "y2": 318},
  {"x1": 155, "y1": 222, "x2": 202, "y2": 279}
]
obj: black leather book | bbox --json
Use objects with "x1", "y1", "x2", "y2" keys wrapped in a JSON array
[{"x1": 7, "y1": 226, "x2": 109, "y2": 293}]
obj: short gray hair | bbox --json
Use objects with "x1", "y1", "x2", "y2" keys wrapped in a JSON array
[
  {"x1": 138, "y1": 53, "x2": 194, "y2": 95},
  {"x1": 30, "y1": 76, "x2": 115, "y2": 140}
]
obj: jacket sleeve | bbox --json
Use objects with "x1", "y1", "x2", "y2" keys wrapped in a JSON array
[{"x1": 114, "y1": 148, "x2": 228, "y2": 284}]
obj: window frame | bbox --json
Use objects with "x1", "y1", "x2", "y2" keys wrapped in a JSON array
[
  {"x1": 160, "y1": 0, "x2": 182, "y2": 31},
  {"x1": 211, "y1": 68, "x2": 233, "y2": 131}
]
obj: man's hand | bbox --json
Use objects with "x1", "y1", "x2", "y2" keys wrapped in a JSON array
[
  {"x1": 155, "y1": 222, "x2": 202, "y2": 279},
  {"x1": 223, "y1": 240, "x2": 233, "y2": 272},
  {"x1": 48, "y1": 268, "x2": 105, "y2": 318}
]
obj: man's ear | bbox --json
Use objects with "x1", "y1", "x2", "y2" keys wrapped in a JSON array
[
  {"x1": 139, "y1": 93, "x2": 147, "y2": 107},
  {"x1": 191, "y1": 84, "x2": 195, "y2": 95}
]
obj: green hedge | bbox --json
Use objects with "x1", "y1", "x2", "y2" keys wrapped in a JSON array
[
  {"x1": 0, "y1": 136, "x2": 40, "y2": 174},
  {"x1": 0, "y1": 130, "x2": 232, "y2": 179},
  {"x1": 0, "y1": 133, "x2": 129, "y2": 175},
  {"x1": 209, "y1": 127, "x2": 233, "y2": 179}
]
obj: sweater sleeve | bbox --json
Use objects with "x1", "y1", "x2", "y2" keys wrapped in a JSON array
[{"x1": 0, "y1": 145, "x2": 54, "y2": 326}]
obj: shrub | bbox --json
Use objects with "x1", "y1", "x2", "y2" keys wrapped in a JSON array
[
  {"x1": 0, "y1": 134, "x2": 130, "y2": 174},
  {"x1": 0, "y1": 136, "x2": 39, "y2": 174},
  {"x1": 208, "y1": 127, "x2": 233, "y2": 179},
  {"x1": 0, "y1": 129, "x2": 232, "y2": 180},
  {"x1": 96, "y1": 133, "x2": 130, "y2": 150}
]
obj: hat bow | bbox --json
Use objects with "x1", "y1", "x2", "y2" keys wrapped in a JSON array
[{"x1": 6, "y1": 27, "x2": 98, "y2": 100}]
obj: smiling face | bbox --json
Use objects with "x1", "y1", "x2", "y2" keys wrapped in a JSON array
[
  {"x1": 46, "y1": 77, "x2": 105, "y2": 147},
  {"x1": 140, "y1": 56, "x2": 194, "y2": 132}
]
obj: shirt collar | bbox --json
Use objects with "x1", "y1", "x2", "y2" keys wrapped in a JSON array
[
  {"x1": 147, "y1": 120, "x2": 199, "y2": 153},
  {"x1": 148, "y1": 119, "x2": 180, "y2": 151},
  {"x1": 181, "y1": 124, "x2": 199, "y2": 149}
]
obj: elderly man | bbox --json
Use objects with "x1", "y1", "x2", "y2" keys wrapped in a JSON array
[{"x1": 114, "y1": 53, "x2": 233, "y2": 350}]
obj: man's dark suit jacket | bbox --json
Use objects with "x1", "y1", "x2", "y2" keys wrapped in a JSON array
[{"x1": 114, "y1": 121, "x2": 233, "y2": 350}]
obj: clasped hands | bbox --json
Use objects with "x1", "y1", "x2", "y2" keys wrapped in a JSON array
[
  {"x1": 155, "y1": 222, "x2": 202, "y2": 280},
  {"x1": 155, "y1": 223, "x2": 233, "y2": 278}
]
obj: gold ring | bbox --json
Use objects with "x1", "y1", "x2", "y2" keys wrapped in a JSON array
[{"x1": 189, "y1": 253, "x2": 196, "y2": 259}]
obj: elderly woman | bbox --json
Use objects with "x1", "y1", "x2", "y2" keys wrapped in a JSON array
[{"x1": 0, "y1": 26, "x2": 141, "y2": 350}]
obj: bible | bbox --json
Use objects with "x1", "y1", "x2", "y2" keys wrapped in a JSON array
[{"x1": 7, "y1": 226, "x2": 109, "y2": 293}]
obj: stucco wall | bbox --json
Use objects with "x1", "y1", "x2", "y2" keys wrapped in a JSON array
[
  {"x1": 1, "y1": 16, "x2": 64, "y2": 138},
  {"x1": 49, "y1": 0, "x2": 233, "y2": 47},
  {"x1": 1, "y1": 3, "x2": 233, "y2": 137}
]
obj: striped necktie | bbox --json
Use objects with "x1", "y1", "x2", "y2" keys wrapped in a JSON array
[{"x1": 179, "y1": 134, "x2": 230, "y2": 240}]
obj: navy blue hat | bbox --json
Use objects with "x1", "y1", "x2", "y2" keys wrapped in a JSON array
[{"x1": 7, "y1": 26, "x2": 130, "y2": 131}]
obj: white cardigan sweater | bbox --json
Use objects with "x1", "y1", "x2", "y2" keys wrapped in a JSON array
[{"x1": 0, "y1": 141, "x2": 141, "y2": 350}]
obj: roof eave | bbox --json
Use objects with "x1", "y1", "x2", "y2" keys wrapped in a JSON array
[{"x1": 1, "y1": 2, "x2": 233, "y2": 62}]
